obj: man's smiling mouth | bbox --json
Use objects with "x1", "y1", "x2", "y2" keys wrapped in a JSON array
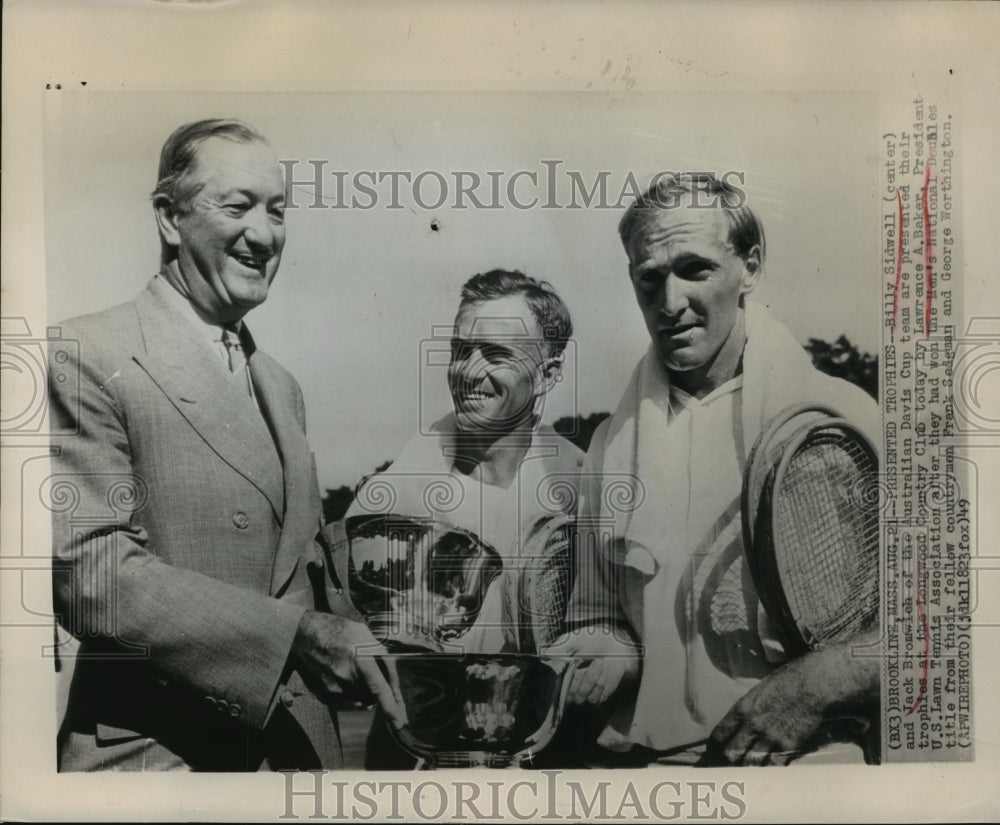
[
  {"x1": 232, "y1": 250, "x2": 268, "y2": 269},
  {"x1": 457, "y1": 389, "x2": 496, "y2": 403}
]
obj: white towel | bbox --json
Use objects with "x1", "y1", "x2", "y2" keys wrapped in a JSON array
[{"x1": 577, "y1": 302, "x2": 880, "y2": 750}]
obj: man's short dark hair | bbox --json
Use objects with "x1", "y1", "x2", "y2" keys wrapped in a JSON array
[
  {"x1": 618, "y1": 172, "x2": 766, "y2": 265},
  {"x1": 151, "y1": 118, "x2": 269, "y2": 211},
  {"x1": 459, "y1": 269, "x2": 573, "y2": 357}
]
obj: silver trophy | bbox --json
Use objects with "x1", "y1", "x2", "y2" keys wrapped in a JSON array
[
  {"x1": 332, "y1": 513, "x2": 578, "y2": 767},
  {"x1": 375, "y1": 652, "x2": 576, "y2": 768},
  {"x1": 341, "y1": 513, "x2": 504, "y2": 651}
]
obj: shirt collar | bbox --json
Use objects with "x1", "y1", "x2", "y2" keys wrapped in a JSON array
[
  {"x1": 153, "y1": 273, "x2": 254, "y2": 353},
  {"x1": 670, "y1": 374, "x2": 743, "y2": 411}
]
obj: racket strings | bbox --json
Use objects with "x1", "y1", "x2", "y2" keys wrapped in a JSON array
[
  {"x1": 772, "y1": 432, "x2": 879, "y2": 644},
  {"x1": 709, "y1": 558, "x2": 752, "y2": 635},
  {"x1": 519, "y1": 525, "x2": 574, "y2": 652},
  {"x1": 744, "y1": 409, "x2": 836, "y2": 544}
]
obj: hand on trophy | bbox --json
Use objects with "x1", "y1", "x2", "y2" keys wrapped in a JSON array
[
  {"x1": 545, "y1": 623, "x2": 642, "y2": 706},
  {"x1": 292, "y1": 610, "x2": 407, "y2": 729}
]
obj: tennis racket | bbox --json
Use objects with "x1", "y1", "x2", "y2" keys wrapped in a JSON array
[
  {"x1": 501, "y1": 514, "x2": 576, "y2": 655},
  {"x1": 741, "y1": 403, "x2": 880, "y2": 658}
]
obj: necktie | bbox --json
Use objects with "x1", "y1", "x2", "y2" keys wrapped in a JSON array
[{"x1": 221, "y1": 325, "x2": 254, "y2": 398}]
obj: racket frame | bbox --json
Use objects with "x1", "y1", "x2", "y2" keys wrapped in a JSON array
[
  {"x1": 500, "y1": 514, "x2": 576, "y2": 655},
  {"x1": 743, "y1": 408, "x2": 879, "y2": 657},
  {"x1": 517, "y1": 515, "x2": 575, "y2": 654},
  {"x1": 741, "y1": 403, "x2": 843, "y2": 550}
]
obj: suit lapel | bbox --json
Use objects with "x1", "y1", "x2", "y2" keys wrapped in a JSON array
[
  {"x1": 131, "y1": 283, "x2": 286, "y2": 521},
  {"x1": 250, "y1": 352, "x2": 322, "y2": 594}
]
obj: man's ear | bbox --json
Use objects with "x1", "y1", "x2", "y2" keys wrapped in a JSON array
[
  {"x1": 537, "y1": 350, "x2": 565, "y2": 396},
  {"x1": 739, "y1": 244, "x2": 763, "y2": 296},
  {"x1": 153, "y1": 194, "x2": 182, "y2": 250}
]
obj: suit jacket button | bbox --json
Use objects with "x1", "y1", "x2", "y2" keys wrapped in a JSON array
[
  {"x1": 280, "y1": 689, "x2": 295, "y2": 709},
  {"x1": 233, "y1": 512, "x2": 250, "y2": 530},
  {"x1": 217, "y1": 698, "x2": 229, "y2": 712},
  {"x1": 229, "y1": 703, "x2": 242, "y2": 718}
]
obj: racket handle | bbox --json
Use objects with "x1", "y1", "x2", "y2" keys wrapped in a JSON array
[{"x1": 499, "y1": 570, "x2": 521, "y2": 653}]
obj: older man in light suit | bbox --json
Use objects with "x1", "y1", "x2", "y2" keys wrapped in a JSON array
[{"x1": 49, "y1": 119, "x2": 401, "y2": 771}]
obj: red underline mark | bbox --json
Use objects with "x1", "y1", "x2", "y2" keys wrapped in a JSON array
[
  {"x1": 921, "y1": 163, "x2": 934, "y2": 337},
  {"x1": 905, "y1": 552, "x2": 930, "y2": 716},
  {"x1": 892, "y1": 189, "x2": 903, "y2": 336}
]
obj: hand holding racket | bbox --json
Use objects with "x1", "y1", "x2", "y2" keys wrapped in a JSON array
[
  {"x1": 703, "y1": 636, "x2": 880, "y2": 765},
  {"x1": 547, "y1": 623, "x2": 641, "y2": 707},
  {"x1": 497, "y1": 514, "x2": 637, "y2": 703},
  {"x1": 705, "y1": 403, "x2": 881, "y2": 765}
]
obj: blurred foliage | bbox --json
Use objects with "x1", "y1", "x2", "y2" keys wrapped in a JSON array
[
  {"x1": 321, "y1": 484, "x2": 356, "y2": 524},
  {"x1": 552, "y1": 411, "x2": 611, "y2": 454},
  {"x1": 803, "y1": 335, "x2": 878, "y2": 400},
  {"x1": 322, "y1": 336, "x2": 876, "y2": 519}
]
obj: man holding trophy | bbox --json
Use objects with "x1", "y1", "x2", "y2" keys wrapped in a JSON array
[{"x1": 334, "y1": 269, "x2": 587, "y2": 768}]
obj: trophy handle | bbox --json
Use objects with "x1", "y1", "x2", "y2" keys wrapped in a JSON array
[
  {"x1": 313, "y1": 520, "x2": 365, "y2": 622},
  {"x1": 518, "y1": 657, "x2": 579, "y2": 754}
]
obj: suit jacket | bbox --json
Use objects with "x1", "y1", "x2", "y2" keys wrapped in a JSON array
[{"x1": 49, "y1": 276, "x2": 339, "y2": 771}]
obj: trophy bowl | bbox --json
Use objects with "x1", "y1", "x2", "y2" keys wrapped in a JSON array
[
  {"x1": 375, "y1": 652, "x2": 577, "y2": 768},
  {"x1": 341, "y1": 514, "x2": 504, "y2": 651}
]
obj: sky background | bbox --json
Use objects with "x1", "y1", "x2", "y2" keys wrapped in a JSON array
[{"x1": 45, "y1": 90, "x2": 879, "y2": 490}]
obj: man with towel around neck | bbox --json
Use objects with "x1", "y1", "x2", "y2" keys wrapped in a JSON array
[
  {"x1": 346, "y1": 269, "x2": 587, "y2": 768},
  {"x1": 558, "y1": 172, "x2": 881, "y2": 766}
]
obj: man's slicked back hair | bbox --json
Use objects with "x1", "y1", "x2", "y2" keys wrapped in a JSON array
[
  {"x1": 460, "y1": 269, "x2": 573, "y2": 357},
  {"x1": 151, "y1": 118, "x2": 269, "y2": 211},
  {"x1": 618, "y1": 172, "x2": 765, "y2": 265}
]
